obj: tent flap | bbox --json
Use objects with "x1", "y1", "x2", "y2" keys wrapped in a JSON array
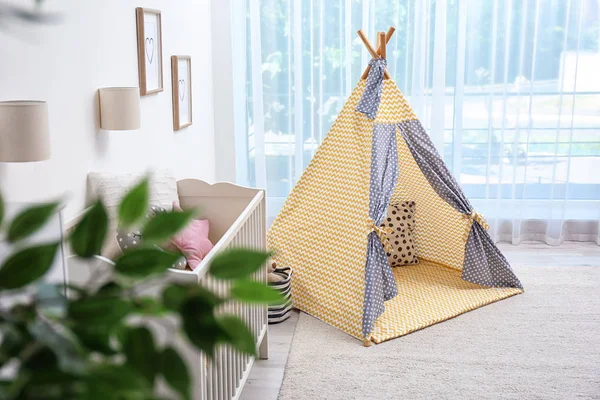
[
  {"x1": 362, "y1": 124, "x2": 399, "y2": 338},
  {"x1": 357, "y1": 62, "x2": 399, "y2": 339},
  {"x1": 397, "y1": 119, "x2": 523, "y2": 289},
  {"x1": 356, "y1": 58, "x2": 387, "y2": 119}
]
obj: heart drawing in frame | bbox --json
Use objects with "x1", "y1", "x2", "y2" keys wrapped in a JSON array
[
  {"x1": 179, "y1": 79, "x2": 185, "y2": 102},
  {"x1": 145, "y1": 37, "x2": 154, "y2": 64}
]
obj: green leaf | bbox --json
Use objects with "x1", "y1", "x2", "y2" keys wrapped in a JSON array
[
  {"x1": 6, "y1": 304, "x2": 36, "y2": 324},
  {"x1": 208, "y1": 249, "x2": 271, "y2": 280},
  {"x1": 95, "y1": 281, "x2": 121, "y2": 296},
  {"x1": 0, "y1": 323, "x2": 29, "y2": 366},
  {"x1": 123, "y1": 326, "x2": 156, "y2": 385},
  {"x1": 0, "y1": 243, "x2": 59, "y2": 289},
  {"x1": 160, "y1": 347, "x2": 191, "y2": 400},
  {"x1": 19, "y1": 369, "x2": 83, "y2": 400},
  {"x1": 68, "y1": 297, "x2": 133, "y2": 327},
  {"x1": 141, "y1": 210, "x2": 196, "y2": 243},
  {"x1": 180, "y1": 296, "x2": 222, "y2": 358},
  {"x1": 230, "y1": 280, "x2": 284, "y2": 304},
  {"x1": 115, "y1": 248, "x2": 181, "y2": 278},
  {"x1": 21, "y1": 346, "x2": 57, "y2": 372},
  {"x1": 28, "y1": 317, "x2": 86, "y2": 375},
  {"x1": 133, "y1": 297, "x2": 169, "y2": 316},
  {"x1": 0, "y1": 371, "x2": 30, "y2": 400},
  {"x1": 6, "y1": 202, "x2": 60, "y2": 243},
  {"x1": 162, "y1": 283, "x2": 222, "y2": 312},
  {"x1": 217, "y1": 315, "x2": 256, "y2": 356},
  {"x1": 85, "y1": 364, "x2": 151, "y2": 400},
  {"x1": 161, "y1": 284, "x2": 188, "y2": 311},
  {"x1": 70, "y1": 201, "x2": 108, "y2": 258},
  {"x1": 71, "y1": 324, "x2": 116, "y2": 355},
  {"x1": 118, "y1": 178, "x2": 149, "y2": 228}
]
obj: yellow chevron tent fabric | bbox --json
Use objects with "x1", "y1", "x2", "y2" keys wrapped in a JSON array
[{"x1": 267, "y1": 78, "x2": 523, "y2": 345}]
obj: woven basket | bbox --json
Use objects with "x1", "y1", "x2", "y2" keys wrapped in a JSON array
[{"x1": 268, "y1": 266, "x2": 292, "y2": 324}]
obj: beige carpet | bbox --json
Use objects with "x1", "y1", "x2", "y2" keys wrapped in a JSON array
[{"x1": 279, "y1": 266, "x2": 600, "y2": 400}]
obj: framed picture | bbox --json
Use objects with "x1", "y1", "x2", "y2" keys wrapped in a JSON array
[
  {"x1": 171, "y1": 56, "x2": 192, "y2": 131},
  {"x1": 136, "y1": 8, "x2": 163, "y2": 95}
]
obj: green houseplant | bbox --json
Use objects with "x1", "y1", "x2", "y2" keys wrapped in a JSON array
[{"x1": 0, "y1": 178, "x2": 280, "y2": 399}]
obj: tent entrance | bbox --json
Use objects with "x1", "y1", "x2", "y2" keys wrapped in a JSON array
[{"x1": 370, "y1": 260, "x2": 522, "y2": 344}]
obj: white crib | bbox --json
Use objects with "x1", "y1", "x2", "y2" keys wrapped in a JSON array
[
  {"x1": 168, "y1": 180, "x2": 269, "y2": 400},
  {"x1": 66, "y1": 180, "x2": 268, "y2": 400}
]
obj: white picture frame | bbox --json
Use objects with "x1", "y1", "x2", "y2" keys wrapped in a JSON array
[
  {"x1": 171, "y1": 55, "x2": 192, "y2": 131},
  {"x1": 136, "y1": 7, "x2": 163, "y2": 96}
]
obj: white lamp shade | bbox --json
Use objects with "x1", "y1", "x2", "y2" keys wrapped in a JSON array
[
  {"x1": 98, "y1": 87, "x2": 140, "y2": 130},
  {"x1": 0, "y1": 101, "x2": 51, "y2": 162}
]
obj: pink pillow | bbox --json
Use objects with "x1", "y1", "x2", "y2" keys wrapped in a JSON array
[{"x1": 170, "y1": 202, "x2": 214, "y2": 270}]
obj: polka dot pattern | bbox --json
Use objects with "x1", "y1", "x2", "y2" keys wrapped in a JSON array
[
  {"x1": 398, "y1": 120, "x2": 522, "y2": 289},
  {"x1": 362, "y1": 123, "x2": 399, "y2": 338},
  {"x1": 356, "y1": 58, "x2": 387, "y2": 119},
  {"x1": 117, "y1": 204, "x2": 167, "y2": 251},
  {"x1": 463, "y1": 223, "x2": 523, "y2": 288},
  {"x1": 380, "y1": 201, "x2": 419, "y2": 267}
]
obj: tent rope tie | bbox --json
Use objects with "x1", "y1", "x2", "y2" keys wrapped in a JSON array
[
  {"x1": 356, "y1": 58, "x2": 387, "y2": 119},
  {"x1": 370, "y1": 220, "x2": 393, "y2": 253},
  {"x1": 463, "y1": 211, "x2": 490, "y2": 241}
]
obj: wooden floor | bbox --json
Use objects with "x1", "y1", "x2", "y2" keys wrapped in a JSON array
[{"x1": 239, "y1": 242, "x2": 600, "y2": 400}]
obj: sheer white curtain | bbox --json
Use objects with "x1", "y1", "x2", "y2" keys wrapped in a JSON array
[{"x1": 231, "y1": 0, "x2": 600, "y2": 245}]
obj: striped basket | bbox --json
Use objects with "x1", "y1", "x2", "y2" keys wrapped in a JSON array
[{"x1": 268, "y1": 266, "x2": 292, "y2": 324}]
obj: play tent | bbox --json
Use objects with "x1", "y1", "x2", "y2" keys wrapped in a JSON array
[{"x1": 267, "y1": 28, "x2": 523, "y2": 346}]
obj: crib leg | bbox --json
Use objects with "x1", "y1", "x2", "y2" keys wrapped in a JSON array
[{"x1": 258, "y1": 327, "x2": 269, "y2": 360}]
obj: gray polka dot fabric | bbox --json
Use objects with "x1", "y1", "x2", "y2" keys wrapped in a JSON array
[
  {"x1": 356, "y1": 58, "x2": 387, "y2": 119},
  {"x1": 116, "y1": 204, "x2": 166, "y2": 252},
  {"x1": 397, "y1": 120, "x2": 523, "y2": 289},
  {"x1": 464, "y1": 223, "x2": 520, "y2": 287},
  {"x1": 117, "y1": 204, "x2": 187, "y2": 270},
  {"x1": 362, "y1": 123, "x2": 399, "y2": 339}
]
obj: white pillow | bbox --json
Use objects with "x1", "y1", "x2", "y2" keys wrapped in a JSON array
[{"x1": 86, "y1": 169, "x2": 179, "y2": 258}]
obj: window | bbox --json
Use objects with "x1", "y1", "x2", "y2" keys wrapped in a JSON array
[{"x1": 232, "y1": 0, "x2": 600, "y2": 232}]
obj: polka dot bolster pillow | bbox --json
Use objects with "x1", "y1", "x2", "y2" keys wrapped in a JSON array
[
  {"x1": 116, "y1": 204, "x2": 187, "y2": 270},
  {"x1": 380, "y1": 201, "x2": 419, "y2": 267}
]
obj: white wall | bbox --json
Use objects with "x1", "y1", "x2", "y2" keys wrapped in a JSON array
[{"x1": 0, "y1": 0, "x2": 215, "y2": 219}]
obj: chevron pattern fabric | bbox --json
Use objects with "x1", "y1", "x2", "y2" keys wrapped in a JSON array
[
  {"x1": 268, "y1": 80, "x2": 373, "y2": 340},
  {"x1": 391, "y1": 121, "x2": 469, "y2": 271},
  {"x1": 371, "y1": 260, "x2": 523, "y2": 343},
  {"x1": 374, "y1": 80, "x2": 418, "y2": 124}
]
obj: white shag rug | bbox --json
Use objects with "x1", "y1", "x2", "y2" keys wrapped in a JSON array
[{"x1": 279, "y1": 266, "x2": 600, "y2": 400}]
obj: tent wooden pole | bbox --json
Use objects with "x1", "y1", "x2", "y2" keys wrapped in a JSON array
[
  {"x1": 379, "y1": 32, "x2": 386, "y2": 59},
  {"x1": 361, "y1": 27, "x2": 395, "y2": 79},
  {"x1": 357, "y1": 29, "x2": 378, "y2": 58},
  {"x1": 357, "y1": 29, "x2": 391, "y2": 79}
]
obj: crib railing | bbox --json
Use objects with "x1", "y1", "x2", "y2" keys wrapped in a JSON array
[{"x1": 202, "y1": 197, "x2": 268, "y2": 400}]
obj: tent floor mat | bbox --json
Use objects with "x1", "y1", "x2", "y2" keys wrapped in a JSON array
[{"x1": 371, "y1": 260, "x2": 523, "y2": 344}]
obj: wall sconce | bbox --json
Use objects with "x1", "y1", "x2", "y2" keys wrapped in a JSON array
[
  {"x1": 98, "y1": 87, "x2": 140, "y2": 130},
  {"x1": 0, "y1": 101, "x2": 51, "y2": 162}
]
